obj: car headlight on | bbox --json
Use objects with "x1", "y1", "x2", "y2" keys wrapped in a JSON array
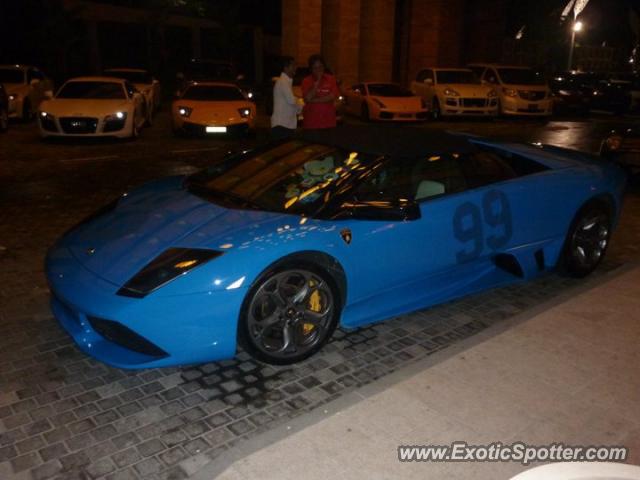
[
  {"x1": 503, "y1": 88, "x2": 518, "y2": 97},
  {"x1": 605, "y1": 134, "x2": 623, "y2": 151},
  {"x1": 105, "y1": 111, "x2": 127, "y2": 122},
  {"x1": 246, "y1": 91, "x2": 254, "y2": 99},
  {"x1": 177, "y1": 106, "x2": 193, "y2": 117},
  {"x1": 592, "y1": 90, "x2": 601, "y2": 96},
  {"x1": 40, "y1": 111, "x2": 55, "y2": 119},
  {"x1": 487, "y1": 89, "x2": 497, "y2": 98},
  {"x1": 8, "y1": 93, "x2": 18, "y2": 101},
  {"x1": 372, "y1": 98, "x2": 386, "y2": 108},
  {"x1": 117, "y1": 248, "x2": 223, "y2": 297},
  {"x1": 238, "y1": 108, "x2": 251, "y2": 118},
  {"x1": 443, "y1": 88, "x2": 460, "y2": 97}
]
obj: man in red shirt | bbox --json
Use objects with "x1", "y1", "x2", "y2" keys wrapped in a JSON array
[{"x1": 301, "y1": 54, "x2": 340, "y2": 129}]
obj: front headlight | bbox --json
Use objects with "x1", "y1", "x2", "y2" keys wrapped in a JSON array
[
  {"x1": 605, "y1": 135, "x2": 623, "y2": 151},
  {"x1": 246, "y1": 91, "x2": 254, "y2": 99},
  {"x1": 177, "y1": 106, "x2": 193, "y2": 117},
  {"x1": 503, "y1": 88, "x2": 518, "y2": 97},
  {"x1": 40, "y1": 111, "x2": 55, "y2": 120},
  {"x1": 238, "y1": 107, "x2": 251, "y2": 118},
  {"x1": 443, "y1": 88, "x2": 460, "y2": 97},
  {"x1": 8, "y1": 93, "x2": 18, "y2": 101},
  {"x1": 105, "y1": 111, "x2": 127, "y2": 122},
  {"x1": 118, "y1": 248, "x2": 223, "y2": 297},
  {"x1": 487, "y1": 89, "x2": 497, "y2": 98},
  {"x1": 372, "y1": 98, "x2": 386, "y2": 108}
]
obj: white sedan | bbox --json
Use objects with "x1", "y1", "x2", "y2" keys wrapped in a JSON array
[{"x1": 38, "y1": 76, "x2": 147, "y2": 139}]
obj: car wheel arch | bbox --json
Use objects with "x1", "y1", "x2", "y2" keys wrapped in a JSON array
[{"x1": 247, "y1": 251, "x2": 347, "y2": 309}]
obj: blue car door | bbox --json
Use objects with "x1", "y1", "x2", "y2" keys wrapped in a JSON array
[{"x1": 338, "y1": 154, "x2": 482, "y2": 328}]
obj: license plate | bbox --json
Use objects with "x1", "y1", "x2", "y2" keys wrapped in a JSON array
[
  {"x1": 528, "y1": 104, "x2": 539, "y2": 111},
  {"x1": 399, "y1": 113, "x2": 412, "y2": 118},
  {"x1": 206, "y1": 126, "x2": 227, "y2": 133}
]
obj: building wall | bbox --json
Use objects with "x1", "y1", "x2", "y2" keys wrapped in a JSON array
[
  {"x1": 281, "y1": 0, "x2": 507, "y2": 85},
  {"x1": 359, "y1": 0, "x2": 396, "y2": 83},
  {"x1": 321, "y1": 0, "x2": 361, "y2": 86},
  {"x1": 281, "y1": 0, "x2": 322, "y2": 65}
]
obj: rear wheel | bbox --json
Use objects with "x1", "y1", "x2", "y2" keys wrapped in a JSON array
[
  {"x1": 239, "y1": 265, "x2": 340, "y2": 365},
  {"x1": 559, "y1": 202, "x2": 612, "y2": 278}
]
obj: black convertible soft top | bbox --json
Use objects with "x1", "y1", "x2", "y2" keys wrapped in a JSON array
[{"x1": 298, "y1": 125, "x2": 476, "y2": 157}]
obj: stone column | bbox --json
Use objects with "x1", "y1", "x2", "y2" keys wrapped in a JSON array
[
  {"x1": 281, "y1": 0, "x2": 322, "y2": 66},
  {"x1": 359, "y1": 0, "x2": 396, "y2": 83},
  {"x1": 191, "y1": 26, "x2": 201, "y2": 59},
  {"x1": 407, "y1": 0, "x2": 466, "y2": 83},
  {"x1": 321, "y1": 0, "x2": 361, "y2": 86}
]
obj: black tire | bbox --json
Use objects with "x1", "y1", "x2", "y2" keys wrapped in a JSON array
[
  {"x1": 432, "y1": 97, "x2": 441, "y2": 120},
  {"x1": 559, "y1": 201, "x2": 612, "y2": 278},
  {"x1": 131, "y1": 116, "x2": 140, "y2": 139},
  {"x1": 22, "y1": 100, "x2": 32, "y2": 122},
  {"x1": 0, "y1": 107, "x2": 8, "y2": 132},
  {"x1": 238, "y1": 263, "x2": 341, "y2": 365},
  {"x1": 361, "y1": 102, "x2": 370, "y2": 122},
  {"x1": 145, "y1": 103, "x2": 153, "y2": 127}
]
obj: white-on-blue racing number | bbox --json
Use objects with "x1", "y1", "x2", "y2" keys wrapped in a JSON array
[{"x1": 453, "y1": 190, "x2": 513, "y2": 263}]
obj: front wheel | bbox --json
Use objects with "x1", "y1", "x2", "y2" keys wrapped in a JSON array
[
  {"x1": 559, "y1": 202, "x2": 612, "y2": 278},
  {"x1": 361, "y1": 102, "x2": 370, "y2": 121},
  {"x1": 432, "y1": 97, "x2": 441, "y2": 120},
  {"x1": 0, "y1": 108, "x2": 8, "y2": 132},
  {"x1": 239, "y1": 266, "x2": 340, "y2": 365}
]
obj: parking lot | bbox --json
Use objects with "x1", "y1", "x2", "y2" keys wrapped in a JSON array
[{"x1": 1, "y1": 110, "x2": 640, "y2": 480}]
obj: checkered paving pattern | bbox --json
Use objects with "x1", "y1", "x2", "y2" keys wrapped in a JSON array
[{"x1": 1, "y1": 150, "x2": 639, "y2": 480}]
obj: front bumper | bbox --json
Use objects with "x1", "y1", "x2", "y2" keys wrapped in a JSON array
[
  {"x1": 500, "y1": 96, "x2": 552, "y2": 116},
  {"x1": 375, "y1": 110, "x2": 428, "y2": 121},
  {"x1": 441, "y1": 97, "x2": 498, "y2": 116},
  {"x1": 46, "y1": 244, "x2": 245, "y2": 368},
  {"x1": 38, "y1": 115, "x2": 132, "y2": 138}
]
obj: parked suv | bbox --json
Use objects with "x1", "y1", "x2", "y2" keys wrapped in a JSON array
[{"x1": 469, "y1": 63, "x2": 552, "y2": 116}]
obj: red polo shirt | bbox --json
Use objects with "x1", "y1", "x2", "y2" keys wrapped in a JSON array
[{"x1": 301, "y1": 74, "x2": 339, "y2": 129}]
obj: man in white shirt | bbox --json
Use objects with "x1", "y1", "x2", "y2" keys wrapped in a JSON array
[{"x1": 271, "y1": 56, "x2": 301, "y2": 140}]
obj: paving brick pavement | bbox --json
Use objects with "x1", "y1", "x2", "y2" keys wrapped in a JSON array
[{"x1": 1, "y1": 122, "x2": 639, "y2": 479}]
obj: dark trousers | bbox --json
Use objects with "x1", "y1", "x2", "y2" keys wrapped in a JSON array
[{"x1": 271, "y1": 126, "x2": 296, "y2": 141}]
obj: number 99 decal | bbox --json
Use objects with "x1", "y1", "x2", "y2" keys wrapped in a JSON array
[{"x1": 453, "y1": 190, "x2": 513, "y2": 264}]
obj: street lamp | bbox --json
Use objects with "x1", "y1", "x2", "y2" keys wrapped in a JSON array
[{"x1": 567, "y1": 20, "x2": 584, "y2": 70}]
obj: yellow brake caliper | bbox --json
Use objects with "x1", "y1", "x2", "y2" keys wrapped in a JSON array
[{"x1": 304, "y1": 282, "x2": 322, "y2": 335}]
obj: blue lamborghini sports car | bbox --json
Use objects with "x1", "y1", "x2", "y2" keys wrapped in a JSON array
[{"x1": 46, "y1": 126, "x2": 627, "y2": 367}]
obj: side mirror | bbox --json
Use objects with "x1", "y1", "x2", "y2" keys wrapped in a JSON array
[
  {"x1": 425, "y1": 78, "x2": 433, "y2": 85},
  {"x1": 30, "y1": 78, "x2": 40, "y2": 86},
  {"x1": 153, "y1": 78, "x2": 159, "y2": 85},
  {"x1": 44, "y1": 90, "x2": 53, "y2": 99},
  {"x1": 337, "y1": 200, "x2": 421, "y2": 221},
  {"x1": 236, "y1": 74, "x2": 245, "y2": 81}
]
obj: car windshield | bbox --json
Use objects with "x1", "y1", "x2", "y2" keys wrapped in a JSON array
[
  {"x1": 185, "y1": 62, "x2": 236, "y2": 81},
  {"x1": 436, "y1": 70, "x2": 479, "y2": 84},
  {"x1": 106, "y1": 70, "x2": 153, "y2": 84},
  {"x1": 57, "y1": 81, "x2": 126, "y2": 99},
  {"x1": 182, "y1": 85, "x2": 245, "y2": 101},
  {"x1": 497, "y1": 68, "x2": 546, "y2": 85},
  {"x1": 187, "y1": 141, "x2": 377, "y2": 215},
  {"x1": 367, "y1": 84, "x2": 413, "y2": 97},
  {"x1": 0, "y1": 68, "x2": 24, "y2": 84}
]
